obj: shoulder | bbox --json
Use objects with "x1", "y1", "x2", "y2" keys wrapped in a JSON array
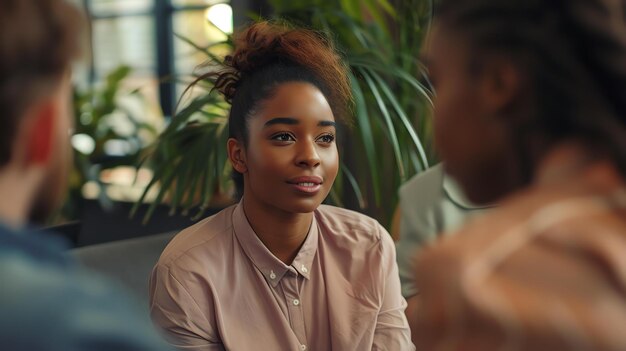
[
  {"x1": 157, "y1": 205, "x2": 236, "y2": 269},
  {"x1": 0, "y1": 250, "x2": 169, "y2": 350},
  {"x1": 399, "y1": 164, "x2": 445, "y2": 211},
  {"x1": 314, "y1": 206, "x2": 397, "y2": 298},
  {"x1": 0, "y1": 228, "x2": 78, "y2": 298},
  {"x1": 315, "y1": 205, "x2": 390, "y2": 248},
  {"x1": 416, "y1": 185, "x2": 567, "y2": 271}
]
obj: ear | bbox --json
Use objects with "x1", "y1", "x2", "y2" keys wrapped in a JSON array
[
  {"x1": 480, "y1": 58, "x2": 523, "y2": 115},
  {"x1": 227, "y1": 138, "x2": 247, "y2": 173},
  {"x1": 25, "y1": 101, "x2": 56, "y2": 165}
]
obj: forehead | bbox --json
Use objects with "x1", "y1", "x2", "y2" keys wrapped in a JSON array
[{"x1": 252, "y1": 81, "x2": 335, "y2": 123}]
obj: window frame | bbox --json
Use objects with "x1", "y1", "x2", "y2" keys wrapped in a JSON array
[{"x1": 83, "y1": 0, "x2": 262, "y2": 118}]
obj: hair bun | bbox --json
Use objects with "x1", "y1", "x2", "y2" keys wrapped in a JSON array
[{"x1": 211, "y1": 21, "x2": 352, "y2": 120}]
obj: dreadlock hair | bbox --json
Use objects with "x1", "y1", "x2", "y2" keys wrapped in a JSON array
[
  {"x1": 436, "y1": 0, "x2": 626, "y2": 180},
  {"x1": 188, "y1": 21, "x2": 352, "y2": 197}
]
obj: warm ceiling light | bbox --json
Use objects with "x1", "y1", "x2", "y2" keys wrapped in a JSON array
[{"x1": 205, "y1": 3, "x2": 233, "y2": 34}]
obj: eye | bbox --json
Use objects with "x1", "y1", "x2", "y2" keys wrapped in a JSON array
[
  {"x1": 271, "y1": 132, "x2": 295, "y2": 143},
  {"x1": 317, "y1": 133, "x2": 335, "y2": 144}
]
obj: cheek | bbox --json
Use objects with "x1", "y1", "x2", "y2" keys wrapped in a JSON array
[
  {"x1": 322, "y1": 145, "x2": 339, "y2": 182},
  {"x1": 246, "y1": 142, "x2": 289, "y2": 176}
]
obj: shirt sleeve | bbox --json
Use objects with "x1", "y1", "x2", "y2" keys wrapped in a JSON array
[
  {"x1": 0, "y1": 259, "x2": 175, "y2": 351},
  {"x1": 372, "y1": 224, "x2": 416, "y2": 351},
  {"x1": 149, "y1": 263, "x2": 224, "y2": 350}
]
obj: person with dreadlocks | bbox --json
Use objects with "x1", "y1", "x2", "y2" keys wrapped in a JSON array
[
  {"x1": 149, "y1": 21, "x2": 413, "y2": 351},
  {"x1": 414, "y1": 0, "x2": 626, "y2": 349}
]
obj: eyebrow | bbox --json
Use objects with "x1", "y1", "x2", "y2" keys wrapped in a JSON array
[
  {"x1": 264, "y1": 117, "x2": 299, "y2": 127},
  {"x1": 264, "y1": 117, "x2": 336, "y2": 128},
  {"x1": 319, "y1": 121, "x2": 336, "y2": 127}
]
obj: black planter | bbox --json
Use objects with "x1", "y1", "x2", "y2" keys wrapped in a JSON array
[{"x1": 48, "y1": 199, "x2": 221, "y2": 248}]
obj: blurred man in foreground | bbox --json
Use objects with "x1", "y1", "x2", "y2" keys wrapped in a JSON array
[
  {"x1": 0, "y1": 1, "x2": 172, "y2": 349},
  {"x1": 415, "y1": 0, "x2": 626, "y2": 349}
]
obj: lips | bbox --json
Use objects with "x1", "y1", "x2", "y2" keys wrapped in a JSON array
[{"x1": 287, "y1": 176, "x2": 323, "y2": 194}]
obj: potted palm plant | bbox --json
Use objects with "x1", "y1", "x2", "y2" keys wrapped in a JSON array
[{"x1": 137, "y1": 0, "x2": 435, "y2": 227}]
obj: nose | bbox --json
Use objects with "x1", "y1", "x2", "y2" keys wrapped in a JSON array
[{"x1": 295, "y1": 139, "x2": 321, "y2": 168}]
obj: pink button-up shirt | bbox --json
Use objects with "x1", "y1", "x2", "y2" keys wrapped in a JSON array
[{"x1": 150, "y1": 203, "x2": 413, "y2": 351}]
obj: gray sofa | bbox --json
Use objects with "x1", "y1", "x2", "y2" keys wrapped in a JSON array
[{"x1": 72, "y1": 231, "x2": 176, "y2": 310}]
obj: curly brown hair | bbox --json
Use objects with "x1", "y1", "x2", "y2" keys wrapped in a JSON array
[
  {"x1": 189, "y1": 21, "x2": 353, "y2": 196},
  {"x1": 214, "y1": 21, "x2": 352, "y2": 126}
]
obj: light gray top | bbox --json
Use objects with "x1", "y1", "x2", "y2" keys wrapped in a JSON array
[{"x1": 396, "y1": 163, "x2": 489, "y2": 298}]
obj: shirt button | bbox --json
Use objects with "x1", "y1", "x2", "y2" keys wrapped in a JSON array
[
  {"x1": 269, "y1": 271, "x2": 276, "y2": 279},
  {"x1": 300, "y1": 345, "x2": 307, "y2": 351},
  {"x1": 293, "y1": 299, "x2": 300, "y2": 306},
  {"x1": 301, "y1": 265, "x2": 308, "y2": 273}
]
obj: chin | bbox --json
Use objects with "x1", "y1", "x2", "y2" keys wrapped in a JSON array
[
  {"x1": 276, "y1": 191, "x2": 328, "y2": 213},
  {"x1": 283, "y1": 199, "x2": 323, "y2": 214}
]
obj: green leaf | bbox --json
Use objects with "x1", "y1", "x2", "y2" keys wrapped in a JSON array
[
  {"x1": 349, "y1": 58, "x2": 433, "y2": 105},
  {"x1": 174, "y1": 33, "x2": 212, "y2": 56},
  {"x1": 141, "y1": 168, "x2": 176, "y2": 224},
  {"x1": 349, "y1": 71, "x2": 381, "y2": 204},
  {"x1": 375, "y1": 0, "x2": 397, "y2": 17},
  {"x1": 131, "y1": 148, "x2": 179, "y2": 218},
  {"x1": 367, "y1": 69, "x2": 429, "y2": 170},
  {"x1": 362, "y1": 0, "x2": 392, "y2": 38},
  {"x1": 174, "y1": 32, "x2": 228, "y2": 64},
  {"x1": 339, "y1": 0, "x2": 361, "y2": 18},
  {"x1": 360, "y1": 69, "x2": 405, "y2": 180},
  {"x1": 341, "y1": 162, "x2": 366, "y2": 209}
]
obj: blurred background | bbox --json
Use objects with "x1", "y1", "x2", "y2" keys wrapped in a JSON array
[{"x1": 58, "y1": 0, "x2": 436, "y2": 248}]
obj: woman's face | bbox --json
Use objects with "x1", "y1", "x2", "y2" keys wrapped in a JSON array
[
  {"x1": 425, "y1": 22, "x2": 525, "y2": 204},
  {"x1": 235, "y1": 81, "x2": 339, "y2": 214}
]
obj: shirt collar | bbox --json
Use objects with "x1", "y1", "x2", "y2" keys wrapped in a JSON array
[{"x1": 232, "y1": 202, "x2": 318, "y2": 287}]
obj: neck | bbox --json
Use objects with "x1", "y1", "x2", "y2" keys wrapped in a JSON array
[
  {"x1": 242, "y1": 196, "x2": 313, "y2": 265},
  {"x1": 0, "y1": 167, "x2": 38, "y2": 229}
]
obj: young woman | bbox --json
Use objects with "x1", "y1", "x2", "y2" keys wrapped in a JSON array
[
  {"x1": 414, "y1": 0, "x2": 626, "y2": 349},
  {"x1": 149, "y1": 22, "x2": 413, "y2": 351}
]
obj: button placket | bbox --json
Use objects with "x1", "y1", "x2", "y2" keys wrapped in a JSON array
[{"x1": 283, "y1": 271, "x2": 307, "y2": 348}]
